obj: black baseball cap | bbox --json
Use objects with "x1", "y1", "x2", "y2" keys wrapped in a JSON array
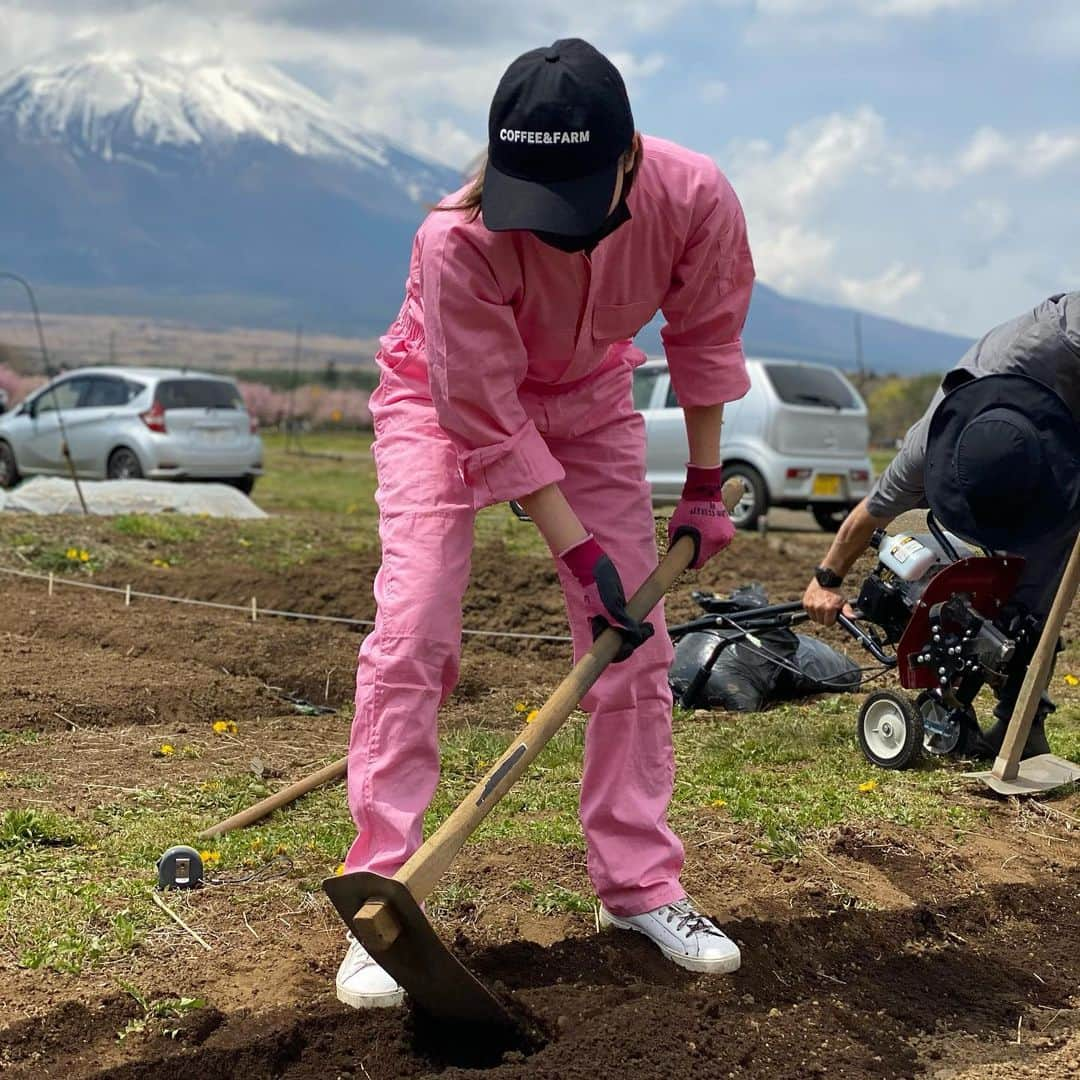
[{"x1": 481, "y1": 39, "x2": 635, "y2": 235}]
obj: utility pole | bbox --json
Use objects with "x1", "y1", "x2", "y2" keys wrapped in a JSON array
[{"x1": 853, "y1": 311, "x2": 866, "y2": 389}]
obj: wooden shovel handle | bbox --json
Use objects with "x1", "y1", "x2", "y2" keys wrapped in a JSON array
[
  {"x1": 992, "y1": 531, "x2": 1080, "y2": 780},
  {"x1": 360, "y1": 478, "x2": 744, "y2": 931}
]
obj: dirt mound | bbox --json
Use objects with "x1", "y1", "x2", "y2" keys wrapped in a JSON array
[{"x1": 4, "y1": 873, "x2": 1078, "y2": 1079}]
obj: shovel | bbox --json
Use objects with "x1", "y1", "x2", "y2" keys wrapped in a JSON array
[
  {"x1": 323, "y1": 480, "x2": 743, "y2": 1035},
  {"x1": 966, "y1": 531, "x2": 1080, "y2": 795}
]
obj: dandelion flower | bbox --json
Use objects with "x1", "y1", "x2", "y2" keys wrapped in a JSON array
[
  {"x1": 1065, "y1": 674, "x2": 1079, "y2": 687},
  {"x1": 710, "y1": 798, "x2": 727, "y2": 809},
  {"x1": 199, "y1": 850, "x2": 221, "y2": 865},
  {"x1": 336, "y1": 863, "x2": 346, "y2": 876},
  {"x1": 157, "y1": 744, "x2": 175, "y2": 757},
  {"x1": 514, "y1": 702, "x2": 527, "y2": 713},
  {"x1": 858, "y1": 780, "x2": 878, "y2": 793},
  {"x1": 66, "y1": 548, "x2": 79, "y2": 560},
  {"x1": 212, "y1": 719, "x2": 238, "y2": 735},
  {"x1": 526, "y1": 710, "x2": 540, "y2": 724},
  {"x1": 79, "y1": 550, "x2": 90, "y2": 562}
]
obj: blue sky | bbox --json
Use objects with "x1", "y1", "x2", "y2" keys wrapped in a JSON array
[{"x1": 2, "y1": 0, "x2": 1078, "y2": 336}]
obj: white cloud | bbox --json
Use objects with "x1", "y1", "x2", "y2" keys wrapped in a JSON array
[
  {"x1": 909, "y1": 125, "x2": 1080, "y2": 190},
  {"x1": 728, "y1": 106, "x2": 886, "y2": 215},
  {"x1": 753, "y1": 0, "x2": 999, "y2": 15},
  {"x1": 838, "y1": 263, "x2": 923, "y2": 310},
  {"x1": 724, "y1": 107, "x2": 901, "y2": 303},
  {"x1": 699, "y1": 79, "x2": 729, "y2": 104},
  {"x1": 964, "y1": 198, "x2": 1012, "y2": 242}
]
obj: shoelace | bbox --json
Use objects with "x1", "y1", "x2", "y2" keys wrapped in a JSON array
[{"x1": 664, "y1": 899, "x2": 724, "y2": 938}]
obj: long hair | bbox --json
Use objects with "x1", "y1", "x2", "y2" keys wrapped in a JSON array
[
  {"x1": 433, "y1": 135, "x2": 642, "y2": 223},
  {"x1": 433, "y1": 153, "x2": 486, "y2": 221}
]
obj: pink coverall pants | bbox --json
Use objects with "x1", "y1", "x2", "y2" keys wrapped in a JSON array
[{"x1": 344, "y1": 358, "x2": 685, "y2": 917}]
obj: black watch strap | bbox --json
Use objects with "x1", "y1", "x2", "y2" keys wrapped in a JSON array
[{"x1": 814, "y1": 565, "x2": 844, "y2": 589}]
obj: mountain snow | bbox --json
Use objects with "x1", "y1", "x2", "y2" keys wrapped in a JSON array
[{"x1": 0, "y1": 54, "x2": 439, "y2": 177}]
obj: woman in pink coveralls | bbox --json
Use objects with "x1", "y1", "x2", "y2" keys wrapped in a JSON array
[{"x1": 337, "y1": 39, "x2": 756, "y2": 1008}]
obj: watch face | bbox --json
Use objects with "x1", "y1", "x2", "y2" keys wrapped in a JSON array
[{"x1": 816, "y1": 567, "x2": 842, "y2": 588}]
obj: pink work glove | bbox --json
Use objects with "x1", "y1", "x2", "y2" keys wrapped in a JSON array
[
  {"x1": 559, "y1": 535, "x2": 654, "y2": 663},
  {"x1": 668, "y1": 464, "x2": 735, "y2": 570}
]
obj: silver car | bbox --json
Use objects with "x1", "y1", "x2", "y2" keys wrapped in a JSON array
[
  {"x1": 0, "y1": 367, "x2": 263, "y2": 493},
  {"x1": 635, "y1": 357, "x2": 873, "y2": 531}
]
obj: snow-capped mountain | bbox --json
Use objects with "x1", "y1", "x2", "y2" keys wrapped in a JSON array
[
  {"x1": 0, "y1": 55, "x2": 453, "y2": 205},
  {"x1": 0, "y1": 54, "x2": 461, "y2": 332}
]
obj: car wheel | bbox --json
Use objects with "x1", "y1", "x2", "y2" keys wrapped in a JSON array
[
  {"x1": 721, "y1": 463, "x2": 768, "y2": 530},
  {"x1": 0, "y1": 441, "x2": 20, "y2": 490},
  {"x1": 229, "y1": 475, "x2": 256, "y2": 495},
  {"x1": 107, "y1": 447, "x2": 144, "y2": 480},
  {"x1": 811, "y1": 504, "x2": 851, "y2": 532}
]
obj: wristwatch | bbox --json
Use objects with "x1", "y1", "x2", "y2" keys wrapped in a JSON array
[{"x1": 814, "y1": 565, "x2": 844, "y2": 589}]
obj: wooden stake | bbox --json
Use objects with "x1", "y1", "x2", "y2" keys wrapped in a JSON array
[
  {"x1": 993, "y1": 533, "x2": 1080, "y2": 781},
  {"x1": 125, "y1": 583, "x2": 132, "y2": 607},
  {"x1": 48, "y1": 572, "x2": 54, "y2": 596},
  {"x1": 251, "y1": 596, "x2": 257, "y2": 622}
]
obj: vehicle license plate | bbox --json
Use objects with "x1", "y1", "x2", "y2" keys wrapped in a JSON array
[{"x1": 812, "y1": 474, "x2": 842, "y2": 497}]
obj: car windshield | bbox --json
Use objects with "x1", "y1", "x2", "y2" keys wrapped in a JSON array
[
  {"x1": 764, "y1": 364, "x2": 858, "y2": 410},
  {"x1": 632, "y1": 368, "x2": 663, "y2": 410},
  {"x1": 155, "y1": 379, "x2": 244, "y2": 410}
]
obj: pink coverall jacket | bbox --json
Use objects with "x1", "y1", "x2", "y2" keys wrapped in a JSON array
[{"x1": 346, "y1": 135, "x2": 755, "y2": 915}]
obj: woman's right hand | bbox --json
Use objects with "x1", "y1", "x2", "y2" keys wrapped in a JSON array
[
  {"x1": 803, "y1": 578, "x2": 847, "y2": 626},
  {"x1": 560, "y1": 535, "x2": 654, "y2": 661}
]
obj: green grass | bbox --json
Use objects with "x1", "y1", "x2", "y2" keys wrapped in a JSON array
[
  {"x1": 3, "y1": 689, "x2": 1079, "y2": 974},
  {"x1": 113, "y1": 514, "x2": 206, "y2": 543}
]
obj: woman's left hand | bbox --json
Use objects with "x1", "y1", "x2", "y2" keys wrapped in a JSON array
[{"x1": 668, "y1": 464, "x2": 735, "y2": 569}]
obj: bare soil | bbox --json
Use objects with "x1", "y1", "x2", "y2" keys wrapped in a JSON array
[{"x1": 3, "y1": 528, "x2": 1079, "y2": 1078}]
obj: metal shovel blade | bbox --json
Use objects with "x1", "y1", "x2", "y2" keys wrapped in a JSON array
[
  {"x1": 964, "y1": 753, "x2": 1080, "y2": 795},
  {"x1": 323, "y1": 870, "x2": 519, "y2": 1032}
]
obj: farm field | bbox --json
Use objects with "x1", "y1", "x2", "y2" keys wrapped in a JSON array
[{"x1": 2, "y1": 433, "x2": 1079, "y2": 1079}]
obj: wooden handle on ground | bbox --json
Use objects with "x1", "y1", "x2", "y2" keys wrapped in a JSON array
[
  {"x1": 356, "y1": 478, "x2": 744, "y2": 942},
  {"x1": 197, "y1": 756, "x2": 347, "y2": 840},
  {"x1": 993, "y1": 532, "x2": 1080, "y2": 781}
]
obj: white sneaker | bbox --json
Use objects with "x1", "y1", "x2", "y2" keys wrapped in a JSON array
[
  {"x1": 335, "y1": 934, "x2": 404, "y2": 1009},
  {"x1": 599, "y1": 896, "x2": 741, "y2": 974}
]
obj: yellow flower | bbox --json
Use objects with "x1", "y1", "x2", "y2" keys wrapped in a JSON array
[
  {"x1": 199, "y1": 850, "x2": 221, "y2": 865},
  {"x1": 526, "y1": 710, "x2": 540, "y2": 724},
  {"x1": 158, "y1": 744, "x2": 175, "y2": 756},
  {"x1": 151, "y1": 558, "x2": 170, "y2": 569},
  {"x1": 514, "y1": 702, "x2": 527, "y2": 713},
  {"x1": 238, "y1": 538, "x2": 252, "y2": 548},
  {"x1": 336, "y1": 862, "x2": 346, "y2": 876},
  {"x1": 66, "y1": 548, "x2": 79, "y2": 560},
  {"x1": 212, "y1": 719, "x2": 238, "y2": 735},
  {"x1": 79, "y1": 550, "x2": 90, "y2": 562},
  {"x1": 858, "y1": 780, "x2": 878, "y2": 793},
  {"x1": 250, "y1": 838, "x2": 263, "y2": 849},
  {"x1": 710, "y1": 798, "x2": 727, "y2": 808},
  {"x1": 1065, "y1": 674, "x2": 1079, "y2": 687}
]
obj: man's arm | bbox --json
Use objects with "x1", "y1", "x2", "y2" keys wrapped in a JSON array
[
  {"x1": 804, "y1": 380, "x2": 944, "y2": 625},
  {"x1": 802, "y1": 498, "x2": 893, "y2": 625}
]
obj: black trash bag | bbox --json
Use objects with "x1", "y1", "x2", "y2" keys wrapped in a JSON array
[
  {"x1": 788, "y1": 635, "x2": 861, "y2": 694},
  {"x1": 670, "y1": 626, "x2": 801, "y2": 711}
]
